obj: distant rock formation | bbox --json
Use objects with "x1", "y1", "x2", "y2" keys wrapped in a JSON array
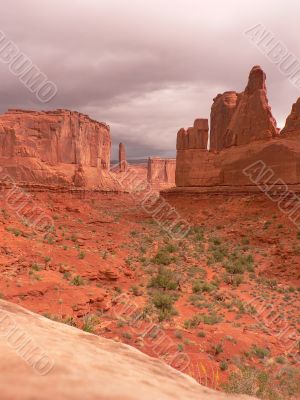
[
  {"x1": 119, "y1": 142, "x2": 128, "y2": 172},
  {"x1": 175, "y1": 66, "x2": 300, "y2": 188},
  {"x1": 0, "y1": 109, "x2": 114, "y2": 189},
  {"x1": 0, "y1": 300, "x2": 255, "y2": 400},
  {"x1": 147, "y1": 157, "x2": 176, "y2": 189}
]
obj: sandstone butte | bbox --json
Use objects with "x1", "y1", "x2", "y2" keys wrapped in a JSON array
[
  {"x1": 0, "y1": 299, "x2": 254, "y2": 400},
  {"x1": 0, "y1": 108, "x2": 114, "y2": 189},
  {"x1": 175, "y1": 65, "x2": 300, "y2": 189}
]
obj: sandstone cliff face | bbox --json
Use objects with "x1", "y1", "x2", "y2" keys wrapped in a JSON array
[
  {"x1": 281, "y1": 97, "x2": 300, "y2": 135},
  {"x1": 223, "y1": 66, "x2": 279, "y2": 147},
  {"x1": 0, "y1": 109, "x2": 112, "y2": 188},
  {"x1": 177, "y1": 119, "x2": 208, "y2": 150},
  {"x1": 0, "y1": 300, "x2": 254, "y2": 400},
  {"x1": 210, "y1": 92, "x2": 240, "y2": 151},
  {"x1": 147, "y1": 157, "x2": 176, "y2": 189},
  {"x1": 210, "y1": 66, "x2": 278, "y2": 151},
  {"x1": 176, "y1": 138, "x2": 300, "y2": 187}
]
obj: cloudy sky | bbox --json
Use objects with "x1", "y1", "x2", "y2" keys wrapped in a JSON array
[{"x1": 0, "y1": 0, "x2": 299, "y2": 159}]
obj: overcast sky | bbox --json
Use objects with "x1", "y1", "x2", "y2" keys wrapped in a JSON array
[{"x1": 0, "y1": 0, "x2": 299, "y2": 159}]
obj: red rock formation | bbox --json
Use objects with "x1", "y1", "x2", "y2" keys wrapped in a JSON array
[
  {"x1": 72, "y1": 163, "x2": 87, "y2": 187},
  {"x1": 210, "y1": 66, "x2": 279, "y2": 151},
  {"x1": 210, "y1": 92, "x2": 240, "y2": 151},
  {"x1": 175, "y1": 66, "x2": 300, "y2": 188},
  {"x1": 147, "y1": 157, "x2": 176, "y2": 189},
  {"x1": 0, "y1": 109, "x2": 112, "y2": 188},
  {"x1": 119, "y1": 143, "x2": 127, "y2": 172},
  {"x1": 177, "y1": 119, "x2": 208, "y2": 150},
  {"x1": 281, "y1": 97, "x2": 300, "y2": 135},
  {"x1": 223, "y1": 66, "x2": 279, "y2": 147}
]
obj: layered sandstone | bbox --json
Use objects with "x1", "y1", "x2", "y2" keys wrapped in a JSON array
[
  {"x1": 147, "y1": 157, "x2": 176, "y2": 189},
  {"x1": 0, "y1": 109, "x2": 113, "y2": 188},
  {"x1": 175, "y1": 66, "x2": 300, "y2": 188},
  {"x1": 0, "y1": 300, "x2": 254, "y2": 400}
]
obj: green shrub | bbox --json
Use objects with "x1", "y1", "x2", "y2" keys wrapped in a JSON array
[
  {"x1": 71, "y1": 275, "x2": 85, "y2": 286},
  {"x1": 149, "y1": 267, "x2": 179, "y2": 290},
  {"x1": 202, "y1": 312, "x2": 222, "y2": 325},
  {"x1": 214, "y1": 343, "x2": 224, "y2": 355},
  {"x1": 192, "y1": 280, "x2": 217, "y2": 294},
  {"x1": 224, "y1": 251, "x2": 254, "y2": 274},
  {"x1": 252, "y1": 345, "x2": 270, "y2": 359},
  {"x1": 220, "y1": 361, "x2": 228, "y2": 371},
  {"x1": 224, "y1": 365, "x2": 300, "y2": 399},
  {"x1": 152, "y1": 249, "x2": 177, "y2": 265},
  {"x1": 151, "y1": 292, "x2": 177, "y2": 321},
  {"x1": 82, "y1": 315, "x2": 98, "y2": 333},
  {"x1": 184, "y1": 315, "x2": 202, "y2": 329}
]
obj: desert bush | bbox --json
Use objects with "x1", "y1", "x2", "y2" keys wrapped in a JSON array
[
  {"x1": 152, "y1": 249, "x2": 177, "y2": 265},
  {"x1": 82, "y1": 315, "x2": 98, "y2": 333},
  {"x1": 251, "y1": 345, "x2": 270, "y2": 359},
  {"x1": 224, "y1": 251, "x2": 254, "y2": 274},
  {"x1": 151, "y1": 291, "x2": 177, "y2": 321},
  {"x1": 220, "y1": 361, "x2": 228, "y2": 371},
  {"x1": 70, "y1": 275, "x2": 85, "y2": 286},
  {"x1": 184, "y1": 315, "x2": 202, "y2": 329},
  {"x1": 224, "y1": 365, "x2": 300, "y2": 400},
  {"x1": 192, "y1": 280, "x2": 217, "y2": 294},
  {"x1": 202, "y1": 312, "x2": 222, "y2": 325},
  {"x1": 149, "y1": 267, "x2": 179, "y2": 290}
]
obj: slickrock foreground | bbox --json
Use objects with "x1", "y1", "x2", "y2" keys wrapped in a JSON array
[{"x1": 0, "y1": 300, "x2": 254, "y2": 400}]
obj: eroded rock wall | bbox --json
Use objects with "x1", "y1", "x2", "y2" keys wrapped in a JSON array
[
  {"x1": 147, "y1": 157, "x2": 176, "y2": 189},
  {"x1": 0, "y1": 109, "x2": 112, "y2": 188}
]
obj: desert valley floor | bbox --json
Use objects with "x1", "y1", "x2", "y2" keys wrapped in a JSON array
[{"x1": 0, "y1": 190, "x2": 299, "y2": 396}]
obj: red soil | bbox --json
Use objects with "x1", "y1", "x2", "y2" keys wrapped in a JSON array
[{"x1": 0, "y1": 190, "x2": 299, "y2": 391}]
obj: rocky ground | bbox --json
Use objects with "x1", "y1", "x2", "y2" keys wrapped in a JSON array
[{"x1": 0, "y1": 190, "x2": 299, "y2": 399}]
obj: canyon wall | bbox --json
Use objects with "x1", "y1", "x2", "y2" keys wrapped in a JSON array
[
  {"x1": 147, "y1": 157, "x2": 176, "y2": 189},
  {"x1": 176, "y1": 66, "x2": 300, "y2": 188},
  {"x1": 0, "y1": 109, "x2": 114, "y2": 188}
]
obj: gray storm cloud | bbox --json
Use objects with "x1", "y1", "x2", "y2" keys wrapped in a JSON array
[{"x1": 0, "y1": 0, "x2": 299, "y2": 158}]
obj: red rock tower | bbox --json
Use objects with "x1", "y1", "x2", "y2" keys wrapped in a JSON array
[
  {"x1": 210, "y1": 66, "x2": 279, "y2": 150},
  {"x1": 119, "y1": 143, "x2": 127, "y2": 172}
]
